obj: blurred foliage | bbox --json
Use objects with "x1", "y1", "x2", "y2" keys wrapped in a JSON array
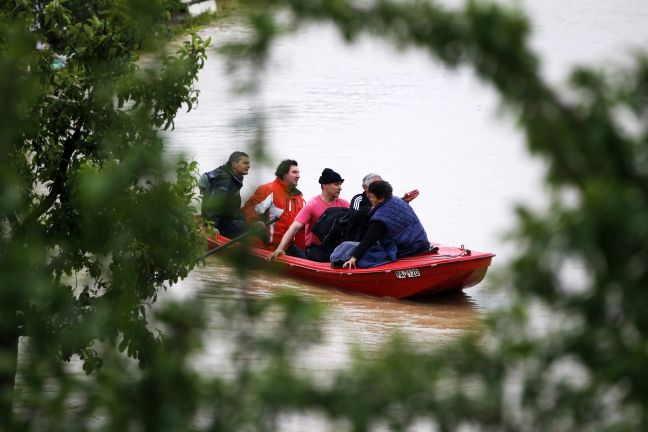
[
  {"x1": 4, "y1": 0, "x2": 648, "y2": 431},
  {"x1": 0, "y1": 0, "x2": 209, "y2": 429},
  {"x1": 223, "y1": 0, "x2": 648, "y2": 430}
]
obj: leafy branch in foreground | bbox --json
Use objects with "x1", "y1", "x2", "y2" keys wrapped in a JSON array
[{"x1": 1, "y1": 1, "x2": 208, "y2": 428}]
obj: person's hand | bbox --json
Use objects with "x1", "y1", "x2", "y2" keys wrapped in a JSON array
[
  {"x1": 267, "y1": 248, "x2": 285, "y2": 261},
  {"x1": 403, "y1": 189, "x2": 420, "y2": 203},
  {"x1": 342, "y1": 257, "x2": 357, "y2": 269}
]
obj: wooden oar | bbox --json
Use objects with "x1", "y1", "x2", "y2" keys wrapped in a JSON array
[{"x1": 203, "y1": 217, "x2": 279, "y2": 258}]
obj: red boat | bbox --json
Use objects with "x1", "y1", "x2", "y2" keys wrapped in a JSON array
[{"x1": 206, "y1": 234, "x2": 495, "y2": 299}]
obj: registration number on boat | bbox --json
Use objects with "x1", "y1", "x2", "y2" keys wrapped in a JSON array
[{"x1": 395, "y1": 269, "x2": 421, "y2": 279}]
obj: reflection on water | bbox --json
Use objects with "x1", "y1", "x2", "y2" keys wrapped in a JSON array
[{"x1": 169, "y1": 256, "x2": 481, "y2": 376}]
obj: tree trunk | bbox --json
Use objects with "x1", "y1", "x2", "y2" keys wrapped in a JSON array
[{"x1": 0, "y1": 324, "x2": 18, "y2": 429}]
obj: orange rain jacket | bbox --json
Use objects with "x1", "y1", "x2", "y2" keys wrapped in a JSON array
[{"x1": 243, "y1": 178, "x2": 306, "y2": 249}]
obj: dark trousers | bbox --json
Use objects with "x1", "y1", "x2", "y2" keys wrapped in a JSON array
[
  {"x1": 306, "y1": 244, "x2": 330, "y2": 262},
  {"x1": 285, "y1": 244, "x2": 307, "y2": 259},
  {"x1": 215, "y1": 218, "x2": 246, "y2": 238}
]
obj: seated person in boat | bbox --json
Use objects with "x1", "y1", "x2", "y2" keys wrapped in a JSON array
[
  {"x1": 300, "y1": 174, "x2": 421, "y2": 256},
  {"x1": 268, "y1": 168, "x2": 349, "y2": 262},
  {"x1": 342, "y1": 180, "x2": 430, "y2": 269},
  {"x1": 351, "y1": 172, "x2": 420, "y2": 212},
  {"x1": 243, "y1": 159, "x2": 307, "y2": 258},
  {"x1": 198, "y1": 151, "x2": 250, "y2": 238}
]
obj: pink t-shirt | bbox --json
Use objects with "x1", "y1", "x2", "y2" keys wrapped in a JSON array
[{"x1": 295, "y1": 195, "x2": 350, "y2": 245}]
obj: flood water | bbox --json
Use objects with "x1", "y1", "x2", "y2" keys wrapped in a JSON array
[{"x1": 163, "y1": 0, "x2": 648, "y2": 371}]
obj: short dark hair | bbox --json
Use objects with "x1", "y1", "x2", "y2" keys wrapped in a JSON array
[
  {"x1": 368, "y1": 180, "x2": 393, "y2": 200},
  {"x1": 227, "y1": 151, "x2": 249, "y2": 165},
  {"x1": 275, "y1": 159, "x2": 298, "y2": 179}
]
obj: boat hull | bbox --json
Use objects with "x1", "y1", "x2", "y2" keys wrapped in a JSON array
[
  {"x1": 282, "y1": 250, "x2": 492, "y2": 299},
  {"x1": 206, "y1": 236, "x2": 494, "y2": 299}
]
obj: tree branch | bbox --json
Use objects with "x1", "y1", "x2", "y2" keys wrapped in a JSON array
[
  {"x1": 21, "y1": 126, "x2": 81, "y2": 229},
  {"x1": 183, "y1": 0, "x2": 215, "y2": 6}
]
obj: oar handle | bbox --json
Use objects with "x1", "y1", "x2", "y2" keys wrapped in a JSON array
[{"x1": 203, "y1": 216, "x2": 280, "y2": 258}]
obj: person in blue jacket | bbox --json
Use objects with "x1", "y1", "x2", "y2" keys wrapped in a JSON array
[{"x1": 342, "y1": 180, "x2": 430, "y2": 269}]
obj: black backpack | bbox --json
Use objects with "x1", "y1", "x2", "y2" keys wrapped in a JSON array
[{"x1": 311, "y1": 207, "x2": 369, "y2": 252}]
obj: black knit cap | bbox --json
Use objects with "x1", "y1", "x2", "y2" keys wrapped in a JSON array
[{"x1": 318, "y1": 168, "x2": 344, "y2": 184}]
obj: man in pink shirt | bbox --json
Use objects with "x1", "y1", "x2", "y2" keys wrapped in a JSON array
[{"x1": 268, "y1": 168, "x2": 349, "y2": 262}]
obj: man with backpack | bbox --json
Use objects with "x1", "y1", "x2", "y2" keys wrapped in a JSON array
[{"x1": 268, "y1": 168, "x2": 349, "y2": 262}]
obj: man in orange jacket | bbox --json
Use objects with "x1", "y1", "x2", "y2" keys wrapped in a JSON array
[{"x1": 243, "y1": 159, "x2": 307, "y2": 258}]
